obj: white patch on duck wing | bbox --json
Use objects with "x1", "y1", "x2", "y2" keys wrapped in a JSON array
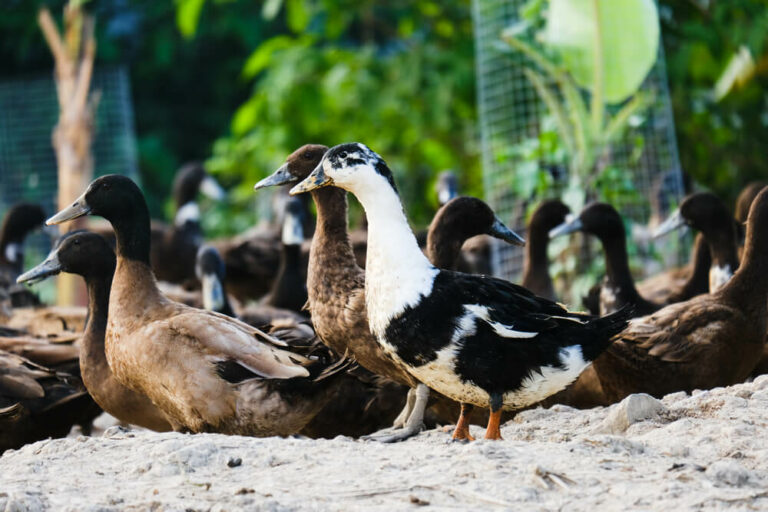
[
  {"x1": 175, "y1": 202, "x2": 200, "y2": 227},
  {"x1": 4, "y1": 243, "x2": 21, "y2": 264},
  {"x1": 502, "y1": 345, "x2": 588, "y2": 408},
  {"x1": 464, "y1": 304, "x2": 539, "y2": 339},
  {"x1": 709, "y1": 264, "x2": 732, "y2": 292}
]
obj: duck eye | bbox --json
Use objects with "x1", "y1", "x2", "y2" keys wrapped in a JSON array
[
  {"x1": 339, "y1": 151, "x2": 348, "y2": 159},
  {"x1": 302, "y1": 152, "x2": 312, "y2": 159},
  {"x1": 74, "y1": 239, "x2": 80, "y2": 245},
  {"x1": 102, "y1": 183, "x2": 110, "y2": 190}
]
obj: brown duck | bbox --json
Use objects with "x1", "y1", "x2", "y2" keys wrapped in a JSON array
[
  {"x1": 592, "y1": 186, "x2": 768, "y2": 401},
  {"x1": 46, "y1": 175, "x2": 348, "y2": 436},
  {"x1": 520, "y1": 199, "x2": 570, "y2": 301},
  {"x1": 17, "y1": 231, "x2": 173, "y2": 431}
]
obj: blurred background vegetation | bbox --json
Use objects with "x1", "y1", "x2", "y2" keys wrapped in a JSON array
[{"x1": 1, "y1": 0, "x2": 767, "y2": 235}]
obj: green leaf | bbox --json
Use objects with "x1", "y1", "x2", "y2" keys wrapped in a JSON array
[
  {"x1": 175, "y1": 0, "x2": 206, "y2": 39},
  {"x1": 286, "y1": 0, "x2": 311, "y2": 33},
  {"x1": 543, "y1": 0, "x2": 659, "y2": 104},
  {"x1": 242, "y1": 36, "x2": 301, "y2": 78},
  {"x1": 603, "y1": 91, "x2": 651, "y2": 143}
]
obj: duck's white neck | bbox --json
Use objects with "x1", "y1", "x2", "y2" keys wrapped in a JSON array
[{"x1": 352, "y1": 177, "x2": 438, "y2": 336}]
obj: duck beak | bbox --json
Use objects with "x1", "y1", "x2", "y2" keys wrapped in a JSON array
[
  {"x1": 16, "y1": 251, "x2": 62, "y2": 285},
  {"x1": 254, "y1": 163, "x2": 297, "y2": 190},
  {"x1": 289, "y1": 163, "x2": 332, "y2": 195},
  {"x1": 487, "y1": 217, "x2": 525, "y2": 246},
  {"x1": 200, "y1": 175, "x2": 226, "y2": 201},
  {"x1": 652, "y1": 208, "x2": 685, "y2": 239},
  {"x1": 549, "y1": 213, "x2": 582, "y2": 239},
  {"x1": 47, "y1": 191, "x2": 91, "y2": 225},
  {"x1": 200, "y1": 272, "x2": 226, "y2": 313}
]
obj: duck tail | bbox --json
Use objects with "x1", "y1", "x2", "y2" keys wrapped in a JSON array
[{"x1": 580, "y1": 305, "x2": 634, "y2": 361}]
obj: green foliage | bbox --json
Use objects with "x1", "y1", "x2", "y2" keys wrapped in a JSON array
[
  {"x1": 660, "y1": 0, "x2": 768, "y2": 207},
  {"x1": 205, "y1": 0, "x2": 479, "y2": 231}
]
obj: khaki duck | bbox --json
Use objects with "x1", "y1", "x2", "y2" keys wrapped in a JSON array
[
  {"x1": 289, "y1": 143, "x2": 630, "y2": 440},
  {"x1": 255, "y1": 145, "x2": 525, "y2": 441},
  {"x1": 520, "y1": 199, "x2": 570, "y2": 301},
  {"x1": 591, "y1": 186, "x2": 768, "y2": 402},
  {"x1": 46, "y1": 175, "x2": 347, "y2": 436},
  {"x1": 17, "y1": 231, "x2": 173, "y2": 431}
]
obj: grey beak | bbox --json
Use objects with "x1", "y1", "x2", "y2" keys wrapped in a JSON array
[
  {"x1": 289, "y1": 163, "x2": 332, "y2": 195},
  {"x1": 487, "y1": 217, "x2": 525, "y2": 247},
  {"x1": 47, "y1": 191, "x2": 91, "y2": 225},
  {"x1": 199, "y1": 175, "x2": 226, "y2": 201},
  {"x1": 254, "y1": 163, "x2": 298, "y2": 190},
  {"x1": 16, "y1": 252, "x2": 62, "y2": 285},
  {"x1": 549, "y1": 213, "x2": 583, "y2": 239},
  {"x1": 652, "y1": 208, "x2": 686, "y2": 239}
]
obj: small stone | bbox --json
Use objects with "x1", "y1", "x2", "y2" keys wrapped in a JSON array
[
  {"x1": 227, "y1": 457, "x2": 242, "y2": 468},
  {"x1": 706, "y1": 460, "x2": 752, "y2": 487},
  {"x1": 594, "y1": 394, "x2": 668, "y2": 434},
  {"x1": 409, "y1": 495, "x2": 429, "y2": 506}
]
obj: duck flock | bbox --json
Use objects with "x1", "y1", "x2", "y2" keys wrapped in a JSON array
[{"x1": 1, "y1": 142, "x2": 767, "y2": 452}]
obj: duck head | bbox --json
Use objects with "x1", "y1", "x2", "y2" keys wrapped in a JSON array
[
  {"x1": 529, "y1": 200, "x2": 571, "y2": 235},
  {"x1": 17, "y1": 230, "x2": 115, "y2": 285},
  {"x1": 549, "y1": 203, "x2": 625, "y2": 241},
  {"x1": 254, "y1": 144, "x2": 329, "y2": 190},
  {"x1": 653, "y1": 192, "x2": 732, "y2": 239},
  {"x1": 289, "y1": 143, "x2": 397, "y2": 196},
  {"x1": 195, "y1": 245, "x2": 228, "y2": 313},
  {"x1": 174, "y1": 162, "x2": 225, "y2": 207},
  {"x1": 46, "y1": 175, "x2": 141, "y2": 226},
  {"x1": 432, "y1": 197, "x2": 525, "y2": 247},
  {"x1": 436, "y1": 171, "x2": 459, "y2": 206},
  {"x1": 1, "y1": 203, "x2": 49, "y2": 267}
]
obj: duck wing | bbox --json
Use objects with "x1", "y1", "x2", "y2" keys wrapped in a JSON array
[
  {"x1": 162, "y1": 309, "x2": 312, "y2": 380},
  {"x1": 609, "y1": 297, "x2": 737, "y2": 363}
]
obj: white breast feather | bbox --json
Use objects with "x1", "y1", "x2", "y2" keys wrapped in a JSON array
[
  {"x1": 175, "y1": 202, "x2": 200, "y2": 227},
  {"x1": 709, "y1": 264, "x2": 732, "y2": 292}
]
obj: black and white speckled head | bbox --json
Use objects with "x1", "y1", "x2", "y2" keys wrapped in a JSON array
[{"x1": 289, "y1": 143, "x2": 398, "y2": 196}]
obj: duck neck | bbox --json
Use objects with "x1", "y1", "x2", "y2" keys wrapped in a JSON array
[
  {"x1": 721, "y1": 221, "x2": 768, "y2": 310},
  {"x1": 80, "y1": 272, "x2": 112, "y2": 375},
  {"x1": 111, "y1": 200, "x2": 152, "y2": 265},
  {"x1": 677, "y1": 234, "x2": 711, "y2": 298},
  {"x1": 426, "y1": 229, "x2": 462, "y2": 270},
  {"x1": 702, "y1": 228, "x2": 739, "y2": 292},
  {"x1": 310, "y1": 187, "x2": 358, "y2": 272},
  {"x1": 353, "y1": 180, "x2": 437, "y2": 333},
  {"x1": 599, "y1": 233, "x2": 642, "y2": 302},
  {"x1": 522, "y1": 225, "x2": 552, "y2": 286}
]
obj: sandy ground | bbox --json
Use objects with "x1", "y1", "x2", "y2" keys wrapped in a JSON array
[{"x1": 2, "y1": 376, "x2": 768, "y2": 511}]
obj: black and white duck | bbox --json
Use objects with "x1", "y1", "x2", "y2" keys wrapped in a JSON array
[
  {"x1": 289, "y1": 143, "x2": 630, "y2": 440},
  {"x1": 45, "y1": 175, "x2": 348, "y2": 436},
  {"x1": 255, "y1": 145, "x2": 526, "y2": 441},
  {"x1": 17, "y1": 231, "x2": 173, "y2": 431},
  {"x1": 593, "y1": 186, "x2": 768, "y2": 401},
  {"x1": 520, "y1": 199, "x2": 570, "y2": 301},
  {"x1": 653, "y1": 191, "x2": 740, "y2": 293}
]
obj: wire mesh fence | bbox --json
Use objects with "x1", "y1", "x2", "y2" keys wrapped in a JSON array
[
  {"x1": 0, "y1": 66, "x2": 139, "y2": 285},
  {"x1": 472, "y1": 0, "x2": 687, "y2": 294}
]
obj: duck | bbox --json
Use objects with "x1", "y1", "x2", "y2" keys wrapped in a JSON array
[
  {"x1": 255, "y1": 145, "x2": 526, "y2": 441},
  {"x1": 260, "y1": 196, "x2": 308, "y2": 313},
  {"x1": 17, "y1": 231, "x2": 173, "y2": 431},
  {"x1": 46, "y1": 174, "x2": 348, "y2": 436},
  {"x1": 0, "y1": 350, "x2": 100, "y2": 453},
  {"x1": 549, "y1": 202, "x2": 662, "y2": 316},
  {"x1": 653, "y1": 191, "x2": 740, "y2": 293},
  {"x1": 195, "y1": 244, "x2": 307, "y2": 328},
  {"x1": 0, "y1": 203, "x2": 49, "y2": 312},
  {"x1": 591, "y1": 186, "x2": 768, "y2": 401},
  {"x1": 520, "y1": 199, "x2": 570, "y2": 301},
  {"x1": 289, "y1": 143, "x2": 631, "y2": 440}
]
